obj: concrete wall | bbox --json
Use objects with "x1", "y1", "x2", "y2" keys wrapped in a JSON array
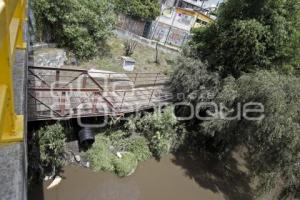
[
  {"x1": 116, "y1": 14, "x2": 147, "y2": 37},
  {"x1": 149, "y1": 20, "x2": 190, "y2": 47},
  {"x1": 158, "y1": 7, "x2": 196, "y2": 31},
  {"x1": 115, "y1": 29, "x2": 180, "y2": 55}
]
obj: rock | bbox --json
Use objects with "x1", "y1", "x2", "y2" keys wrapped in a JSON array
[
  {"x1": 75, "y1": 155, "x2": 81, "y2": 162},
  {"x1": 47, "y1": 176, "x2": 62, "y2": 190}
]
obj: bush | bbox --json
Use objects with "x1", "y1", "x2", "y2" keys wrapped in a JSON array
[
  {"x1": 112, "y1": 152, "x2": 138, "y2": 177},
  {"x1": 32, "y1": 0, "x2": 116, "y2": 59},
  {"x1": 86, "y1": 136, "x2": 115, "y2": 172},
  {"x1": 37, "y1": 123, "x2": 66, "y2": 176},
  {"x1": 149, "y1": 131, "x2": 171, "y2": 157},
  {"x1": 86, "y1": 133, "x2": 141, "y2": 177},
  {"x1": 124, "y1": 40, "x2": 137, "y2": 56},
  {"x1": 126, "y1": 137, "x2": 151, "y2": 162},
  {"x1": 125, "y1": 107, "x2": 184, "y2": 158}
]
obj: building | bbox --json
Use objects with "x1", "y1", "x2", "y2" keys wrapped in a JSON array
[
  {"x1": 178, "y1": 0, "x2": 207, "y2": 10},
  {"x1": 150, "y1": 6, "x2": 214, "y2": 47}
]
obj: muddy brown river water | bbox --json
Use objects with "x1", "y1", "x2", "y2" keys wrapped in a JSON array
[{"x1": 30, "y1": 153, "x2": 252, "y2": 200}]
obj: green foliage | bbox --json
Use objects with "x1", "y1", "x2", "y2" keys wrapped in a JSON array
[
  {"x1": 200, "y1": 71, "x2": 300, "y2": 198},
  {"x1": 32, "y1": 0, "x2": 116, "y2": 59},
  {"x1": 149, "y1": 131, "x2": 171, "y2": 157},
  {"x1": 172, "y1": 1, "x2": 300, "y2": 198},
  {"x1": 126, "y1": 137, "x2": 151, "y2": 162},
  {"x1": 86, "y1": 136, "x2": 115, "y2": 172},
  {"x1": 107, "y1": 130, "x2": 129, "y2": 150},
  {"x1": 125, "y1": 107, "x2": 185, "y2": 157},
  {"x1": 114, "y1": 0, "x2": 160, "y2": 21},
  {"x1": 170, "y1": 57, "x2": 220, "y2": 104},
  {"x1": 37, "y1": 123, "x2": 66, "y2": 175},
  {"x1": 86, "y1": 134, "x2": 140, "y2": 177},
  {"x1": 190, "y1": 0, "x2": 300, "y2": 77},
  {"x1": 112, "y1": 152, "x2": 138, "y2": 177}
]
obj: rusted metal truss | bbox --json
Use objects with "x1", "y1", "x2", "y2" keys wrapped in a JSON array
[{"x1": 28, "y1": 66, "x2": 172, "y2": 121}]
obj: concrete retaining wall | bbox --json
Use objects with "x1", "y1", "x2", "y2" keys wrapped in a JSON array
[{"x1": 115, "y1": 28, "x2": 180, "y2": 55}]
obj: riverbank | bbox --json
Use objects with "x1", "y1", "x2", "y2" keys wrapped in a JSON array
[{"x1": 29, "y1": 153, "x2": 252, "y2": 200}]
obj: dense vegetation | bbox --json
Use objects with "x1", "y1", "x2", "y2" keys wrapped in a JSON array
[
  {"x1": 29, "y1": 0, "x2": 300, "y2": 198},
  {"x1": 86, "y1": 107, "x2": 186, "y2": 176},
  {"x1": 32, "y1": 0, "x2": 116, "y2": 59},
  {"x1": 190, "y1": 0, "x2": 300, "y2": 77},
  {"x1": 28, "y1": 123, "x2": 66, "y2": 185},
  {"x1": 31, "y1": 0, "x2": 160, "y2": 59},
  {"x1": 171, "y1": 0, "x2": 300, "y2": 198},
  {"x1": 114, "y1": 0, "x2": 160, "y2": 21}
]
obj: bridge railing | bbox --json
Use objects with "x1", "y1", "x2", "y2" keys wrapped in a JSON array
[
  {"x1": 28, "y1": 66, "x2": 170, "y2": 90},
  {"x1": 0, "y1": 0, "x2": 26, "y2": 143},
  {"x1": 28, "y1": 87, "x2": 173, "y2": 121},
  {"x1": 27, "y1": 66, "x2": 172, "y2": 121}
]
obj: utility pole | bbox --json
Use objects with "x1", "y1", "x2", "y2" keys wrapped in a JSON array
[{"x1": 164, "y1": 7, "x2": 177, "y2": 45}]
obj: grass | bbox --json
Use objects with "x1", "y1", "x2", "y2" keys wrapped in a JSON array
[{"x1": 79, "y1": 36, "x2": 178, "y2": 74}]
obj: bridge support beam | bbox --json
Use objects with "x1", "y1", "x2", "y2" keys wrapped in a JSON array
[{"x1": 0, "y1": 0, "x2": 26, "y2": 143}]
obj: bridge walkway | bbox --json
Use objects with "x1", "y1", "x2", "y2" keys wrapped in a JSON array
[{"x1": 28, "y1": 66, "x2": 173, "y2": 121}]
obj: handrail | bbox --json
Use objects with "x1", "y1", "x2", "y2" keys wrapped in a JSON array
[
  {"x1": 0, "y1": 0, "x2": 26, "y2": 143},
  {"x1": 28, "y1": 65, "x2": 166, "y2": 75}
]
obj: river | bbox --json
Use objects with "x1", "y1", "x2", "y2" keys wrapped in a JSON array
[{"x1": 29, "y1": 153, "x2": 252, "y2": 200}]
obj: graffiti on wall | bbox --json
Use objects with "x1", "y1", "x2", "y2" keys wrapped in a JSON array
[{"x1": 150, "y1": 22, "x2": 189, "y2": 47}]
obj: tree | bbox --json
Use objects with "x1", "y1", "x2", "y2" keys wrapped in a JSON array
[
  {"x1": 171, "y1": 56, "x2": 300, "y2": 198},
  {"x1": 114, "y1": 0, "x2": 160, "y2": 21},
  {"x1": 125, "y1": 106, "x2": 186, "y2": 158},
  {"x1": 170, "y1": 57, "x2": 220, "y2": 104},
  {"x1": 190, "y1": 0, "x2": 300, "y2": 77},
  {"x1": 32, "y1": 0, "x2": 116, "y2": 59},
  {"x1": 200, "y1": 71, "x2": 300, "y2": 198}
]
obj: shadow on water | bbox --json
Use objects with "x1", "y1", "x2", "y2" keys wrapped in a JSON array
[
  {"x1": 28, "y1": 181, "x2": 44, "y2": 200},
  {"x1": 171, "y1": 151, "x2": 253, "y2": 200}
]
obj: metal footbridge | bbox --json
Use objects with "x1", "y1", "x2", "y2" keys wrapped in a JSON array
[{"x1": 28, "y1": 66, "x2": 172, "y2": 121}]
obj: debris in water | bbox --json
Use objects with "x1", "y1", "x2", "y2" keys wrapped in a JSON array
[{"x1": 47, "y1": 176, "x2": 62, "y2": 190}]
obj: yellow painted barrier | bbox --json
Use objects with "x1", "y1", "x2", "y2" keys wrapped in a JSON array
[{"x1": 0, "y1": 0, "x2": 26, "y2": 143}]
